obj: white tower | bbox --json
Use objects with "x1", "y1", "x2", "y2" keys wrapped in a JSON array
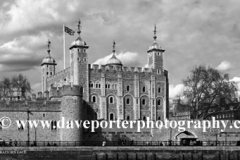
[{"x1": 69, "y1": 20, "x2": 89, "y2": 100}]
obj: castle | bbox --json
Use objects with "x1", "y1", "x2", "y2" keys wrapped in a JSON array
[
  {"x1": 2, "y1": 21, "x2": 236, "y2": 144},
  {"x1": 41, "y1": 21, "x2": 169, "y2": 121}
]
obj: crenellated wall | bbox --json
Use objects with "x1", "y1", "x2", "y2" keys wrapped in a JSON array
[{"x1": 46, "y1": 67, "x2": 71, "y2": 90}]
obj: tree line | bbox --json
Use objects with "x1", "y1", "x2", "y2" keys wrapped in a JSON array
[{"x1": 0, "y1": 74, "x2": 31, "y2": 99}]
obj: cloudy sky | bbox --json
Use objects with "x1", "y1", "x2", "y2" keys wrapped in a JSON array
[{"x1": 0, "y1": 0, "x2": 240, "y2": 98}]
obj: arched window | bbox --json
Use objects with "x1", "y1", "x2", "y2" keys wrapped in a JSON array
[
  {"x1": 90, "y1": 81, "x2": 93, "y2": 88},
  {"x1": 127, "y1": 116, "x2": 130, "y2": 120},
  {"x1": 142, "y1": 99, "x2": 145, "y2": 105},
  {"x1": 92, "y1": 95, "x2": 96, "y2": 103},
  {"x1": 143, "y1": 86, "x2": 146, "y2": 92},
  {"x1": 127, "y1": 85, "x2": 130, "y2": 91},
  {"x1": 158, "y1": 87, "x2": 161, "y2": 93},
  {"x1": 157, "y1": 99, "x2": 161, "y2": 106},
  {"x1": 109, "y1": 113, "x2": 114, "y2": 120},
  {"x1": 126, "y1": 98, "x2": 130, "y2": 105},
  {"x1": 109, "y1": 96, "x2": 114, "y2": 104},
  {"x1": 143, "y1": 116, "x2": 146, "y2": 121}
]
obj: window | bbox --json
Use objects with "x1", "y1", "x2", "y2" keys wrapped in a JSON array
[
  {"x1": 158, "y1": 87, "x2": 161, "y2": 93},
  {"x1": 143, "y1": 86, "x2": 146, "y2": 92},
  {"x1": 46, "y1": 72, "x2": 48, "y2": 75},
  {"x1": 142, "y1": 99, "x2": 145, "y2": 105},
  {"x1": 126, "y1": 98, "x2": 130, "y2": 105},
  {"x1": 92, "y1": 95, "x2": 96, "y2": 103},
  {"x1": 143, "y1": 116, "x2": 146, "y2": 121},
  {"x1": 109, "y1": 96, "x2": 114, "y2": 104},
  {"x1": 0, "y1": 121, "x2": 2, "y2": 130},
  {"x1": 90, "y1": 82, "x2": 93, "y2": 88},
  {"x1": 109, "y1": 113, "x2": 114, "y2": 120},
  {"x1": 43, "y1": 113, "x2": 46, "y2": 118},
  {"x1": 51, "y1": 121, "x2": 57, "y2": 130},
  {"x1": 127, "y1": 116, "x2": 130, "y2": 120},
  {"x1": 158, "y1": 117, "x2": 161, "y2": 120},
  {"x1": 157, "y1": 99, "x2": 161, "y2": 106},
  {"x1": 127, "y1": 85, "x2": 130, "y2": 91}
]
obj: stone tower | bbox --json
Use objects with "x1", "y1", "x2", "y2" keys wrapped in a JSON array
[
  {"x1": 147, "y1": 25, "x2": 165, "y2": 74},
  {"x1": 59, "y1": 85, "x2": 83, "y2": 142},
  {"x1": 69, "y1": 20, "x2": 89, "y2": 100},
  {"x1": 41, "y1": 40, "x2": 57, "y2": 93}
]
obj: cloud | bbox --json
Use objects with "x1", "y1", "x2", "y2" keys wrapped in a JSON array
[
  {"x1": 216, "y1": 61, "x2": 231, "y2": 71},
  {"x1": 31, "y1": 83, "x2": 41, "y2": 93},
  {"x1": 0, "y1": 32, "x2": 53, "y2": 72},
  {"x1": 169, "y1": 84, "x2": 185, "y2": 99},
  {"x1": 93, "y1": 52, "x2": 142, "y2": 67}
]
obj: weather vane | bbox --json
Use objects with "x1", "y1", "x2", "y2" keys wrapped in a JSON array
[
  {"x1": 112, "y1": 40, "x2": 116, "y2": 53},
  {"x1": 47, "y1": 39, "x2": 51, "y2": 55},
  {"x1": 77, "y1": 19, "x2": 81, "y2": 36},
  {"x1": 153, "y1": 24, "x2": 157, "y2": 41}
]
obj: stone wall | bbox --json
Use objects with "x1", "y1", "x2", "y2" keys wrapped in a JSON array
[{"x1": 1, "y1": 146, "x2": 240, "y2": 160}]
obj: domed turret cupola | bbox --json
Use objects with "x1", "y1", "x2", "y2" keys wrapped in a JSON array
[
  {"x1": 41, "y1": 40, "x2": 56, "y2": 93},
  {"x1": 41, "y1": 40, "x2": 57, "y2": 66},
  {"x1": 147, "y1": 25, "x2": 165, "y2": 70},
  {"x1": 106, "y1": 41, "x2": 122, "y2": 66},
  {"x1": 147, "y1": 25, "x2": 165, "y2": 53},
  {"x1": 70, "y1": 20, "x2": 88, "y2": 50}
]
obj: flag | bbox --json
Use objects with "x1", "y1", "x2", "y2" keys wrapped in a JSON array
[{"x1": 64, "y1": 26, "x2": 75, "y2": 36}]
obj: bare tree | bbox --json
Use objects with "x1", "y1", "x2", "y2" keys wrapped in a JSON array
[
  {"x1": 0, "y1": 78, "x2": 12, "y2": 98},
  {"x1": 183, "y1": 65, "x2": 238, "y2": 119},
  {"x1": 0, "y1": 74, "x2": 31, "y2": 99}
]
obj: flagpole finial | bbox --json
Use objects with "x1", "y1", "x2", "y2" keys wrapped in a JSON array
[
  {"x1": 47, "y1": 39, "x2": 51, "y2": 55},
  {"x1": 153, "y1": 24, "x2": 157, "y2": 41},
  {"x1": 77, "y1": 19, "x2": 81, "y2": 36},
  {"x1": 112, "y1": 40, "x2": 116, "y2": 54}
]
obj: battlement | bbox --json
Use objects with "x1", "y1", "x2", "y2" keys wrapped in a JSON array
[
  {"x1": 90, "y1": 64, "x2": 154, "y2": 73},
  {"x1": 0, "y1": 100, "x2": 61, "y2": 111},
  {"x1": 46, "y1": 67, "x2": 70, "y2": 82},
  {"x1": 49, "y1": 85, "x2": 83, "y2": 97}
]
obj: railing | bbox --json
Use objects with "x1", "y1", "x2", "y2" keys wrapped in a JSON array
[{"x1": 0, "y1": 141, "x2": 240, "y2": 147}]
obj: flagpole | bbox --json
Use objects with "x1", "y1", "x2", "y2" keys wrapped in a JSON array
[{"x1": 63, "y1": 24, "x2": 66, "y2": 69}]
